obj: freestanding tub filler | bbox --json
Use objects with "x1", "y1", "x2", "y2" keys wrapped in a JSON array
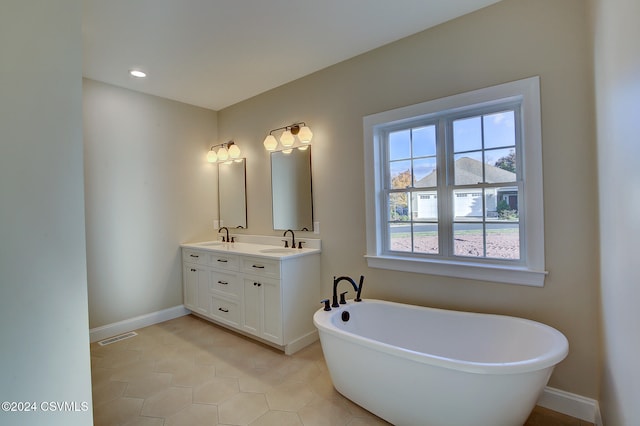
[{"x1": 313, "y1": 299, "x2": 568, "y2": 426}]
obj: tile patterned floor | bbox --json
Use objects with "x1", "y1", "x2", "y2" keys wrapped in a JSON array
[{"x1": 90, "y1": 315, "x2": 593, "y2": 426}]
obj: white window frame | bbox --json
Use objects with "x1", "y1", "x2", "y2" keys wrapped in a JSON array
[{"x1": 363, "y1": 77, "x2": 546, "y2": 286}]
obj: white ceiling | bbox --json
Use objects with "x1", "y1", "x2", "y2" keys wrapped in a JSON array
[{"x1": 83, "y1": 0, "x2": 500, "y2": 111}]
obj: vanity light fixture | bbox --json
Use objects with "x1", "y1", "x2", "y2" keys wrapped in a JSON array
[
  {"x1": 207, "y1": 141, "x2": 241, "y2": 163},
  {"x1": 228, "y1": 143, "x2": 241, "y2": 159},
  {"x1": 263, "y1": 122, "x2": 313, "y2": 152},
  {"x1": 217, "y1": 145, "x2": 229, "y2": 162}
]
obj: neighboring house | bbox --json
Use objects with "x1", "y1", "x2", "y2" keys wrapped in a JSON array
[{"x1": 413, "y1": 157, "x2": 517, "y2": 219}]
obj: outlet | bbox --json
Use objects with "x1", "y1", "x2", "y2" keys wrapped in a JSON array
[
  {"x1": 313, "y1": 222, "x2": 320, "y2": 234},
  {"x1": 213, "y1": 219, "x2": 219, "y2": 229}
]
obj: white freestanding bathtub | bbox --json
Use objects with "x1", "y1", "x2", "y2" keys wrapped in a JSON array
[{"x1": 313, "y1": 299, "x2": 568, "y2": 426}]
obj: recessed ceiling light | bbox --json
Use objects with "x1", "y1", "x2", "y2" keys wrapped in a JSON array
[{"x1": 129, "y1": 69, "x2": 147, "y2": 78}]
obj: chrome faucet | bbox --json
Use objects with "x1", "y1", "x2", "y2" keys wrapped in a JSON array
[
  {"x1": 332, "y1": 275, "x2": 364, "y2": 308},
  {"x1": 218, "y1": 226, "x2": 230, "y2": 242},
  {"x1": 283, "y1": 229, "x2": 295, "y2": 248}
]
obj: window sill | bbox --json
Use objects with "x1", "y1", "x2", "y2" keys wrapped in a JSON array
[{"x1": 364, "y1": 254, "x2": 547, "y2": 287}]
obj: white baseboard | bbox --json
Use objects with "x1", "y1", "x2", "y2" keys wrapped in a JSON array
[
  {"x1": 538, "y1": 386, "x2": 602, "y2": 425},
  {"x1": 284, "y1": 330, "x2": 319, "y2": 355},
  {"x1": 89, "y1": 305, "x2": 190, "y2": 343}
]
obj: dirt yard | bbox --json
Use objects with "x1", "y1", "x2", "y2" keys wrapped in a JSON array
[{"x1": 391, "y1": 232, "x2": 520, "y2": 259}]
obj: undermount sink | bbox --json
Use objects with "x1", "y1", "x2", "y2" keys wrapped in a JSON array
[
  {"x1": 198, "y1": 241, "x2": 224, "y2": 247},
  {"x1": 259, "y1": 247, "x2": 297, "y2": 254}
]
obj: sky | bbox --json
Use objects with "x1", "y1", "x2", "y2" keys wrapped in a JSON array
[{"x1": 389, "y1": 110, "x2": 516, "y2": 185}]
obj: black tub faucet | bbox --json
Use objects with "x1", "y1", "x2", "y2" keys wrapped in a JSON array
[{"x1": 332, "y1": 275, "x2": 364, "y2": 308}]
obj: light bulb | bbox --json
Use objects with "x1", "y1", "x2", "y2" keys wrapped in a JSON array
[
  {"x1": 263, "y1": 135, "x2": 278, "y2": 151},
  {"x1": 217, "y1": 146, "x2": 229, "y2": 161},
  {"x1": 280, "y1": 130, "x2": 295, "y2": 147},
  {"x1": 298, "y1": 126, "x2": 313, "y2": 144},
  {"x1": 206, "y1": 150, "x2": 218, "y2": 163},
  {"x1": 228, "y1": 144, "x2": 241, "y2": 159},
  {"x1": 282, "y1": 148, "x2": 293, "y2": 154},
  {"x1": 129, "y1": 69, "x2": 147, "y2": 78}
]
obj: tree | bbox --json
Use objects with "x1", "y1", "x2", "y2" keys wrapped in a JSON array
[
  {"x1": 390, "y1": 170, "x2": 411, "y2": 220},
  {"x1": 494, "y1": 150, "x2": 516, "y2": 173},
  {"x1": 392, "y1": 170, "x2": 412, "y2": 190}
]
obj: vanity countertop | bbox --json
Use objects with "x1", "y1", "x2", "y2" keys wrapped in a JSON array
[{"x1": 180, "y1": 240, "x2": 321, "y2": 260}]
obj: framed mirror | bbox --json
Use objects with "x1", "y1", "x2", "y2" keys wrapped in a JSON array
[
  {"x1": 218, "y1": 159, "x2": 247, "y2": 228},
  {"x1": 271, "y1": 148, "x2": 313, "y2": 231}
]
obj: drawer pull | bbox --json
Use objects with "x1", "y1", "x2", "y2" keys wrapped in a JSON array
[
  {"x1": 190, "y1": 268, "x2": 196, "y2": 272},
  {"x1": 217, "y1": 259, "x2": 228, "y2": 263},
  {"x1": 253, "y1": 282, "x2": 262, "y2": 287},
  {"x1": 218, "y1": 307, "x2": 229, "y2": 313},
  {"x1": 252, "y1": 264, "x2": 265, "y2": 269},
  {"x1": 190, "y1": 254, "x2": 199, "y2": 258},
  {"x1": 218, "y1": 280, "x2": 228, "y2": 285}
]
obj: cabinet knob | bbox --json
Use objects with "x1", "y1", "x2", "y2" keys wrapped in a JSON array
[
  {"x1": 254, "y1": 282, "x2": 262, "y2": 287},
  {"x1": 218, "y1": 280, "x2": 228, "y2": 285},
  {"x1": 190, "y1": 268, "x2": 196, "y2": 272}
]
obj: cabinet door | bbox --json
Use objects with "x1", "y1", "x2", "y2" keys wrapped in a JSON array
[
  {"x1": 242, "y1": 276, "x2": 282, "y2": 344},
  {"x1": 195, "y1": 268, "x2": 210, "y2": 315},
  {"x1": 261, "y1": 278, "x2": 282, "y2": 344},
  {"x1": 184, "y1": 264, "x2": 209, "y2": 316},
  {"x1": 242, "y1": 278, "x2": 261, "y2": 336},
  {"x1": 184, "y1": 264, "x2": 198, "y2": 310}
]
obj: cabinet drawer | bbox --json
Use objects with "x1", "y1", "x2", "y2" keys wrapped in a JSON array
[
  {"x1": 210, "y1": 270, "x2": 241, "y2": 299},
  {"x1": 242, "y1": 257, "x2": 280, "y2": 279},
  {"x1": 183, "y1": 249, "x2": 210, "y2": 266},
  {"x1": 209, "y1": 253, "x2": 239, "y2": 271},
  {"x1": 210, "y1": 296, "x2": 240, "y2": 327}
]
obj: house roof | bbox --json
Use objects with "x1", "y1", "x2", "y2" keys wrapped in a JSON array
[{"x1": 415, "y1": 156, "x2": 515, "y2": 187}]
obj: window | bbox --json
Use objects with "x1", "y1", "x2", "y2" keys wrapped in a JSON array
[{"x1": 363, "y1": 77, "x2": 546, "y2": 286}]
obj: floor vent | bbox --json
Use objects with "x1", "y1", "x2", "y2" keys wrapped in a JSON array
[{"x1": 98, "y1": 331, "x2": 138, "y2": 346}]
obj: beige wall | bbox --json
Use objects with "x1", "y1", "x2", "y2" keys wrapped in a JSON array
[
  {"x1": 219, "y1": 0, "x2": 599, "y2": 398},
  {"x1": 83, "y1": 79, "x2": 218, "y2": 328},
  {"x1": 592, "y1": 0, "x2": 640, "y2": 423},
  {"x1": 0, "y1": 1, "x2": 93, "y2": 424}
]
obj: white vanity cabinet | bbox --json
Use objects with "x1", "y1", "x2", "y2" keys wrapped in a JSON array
[
  {"x1": 182, "y1": 249, "x2": 211, "y2": 316},
  {"x1": 242, "y1": 276, "x2": 281, "y2": 344},
  {"x1": 241, "y1": 256, "x2": 283, "y2": 344},
  {"x1": 207, "y1": 252, "x2": 242, "y2": 328},
  {"x1": 181, "y1": 242, "x2": 321, "y2": 354}
]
